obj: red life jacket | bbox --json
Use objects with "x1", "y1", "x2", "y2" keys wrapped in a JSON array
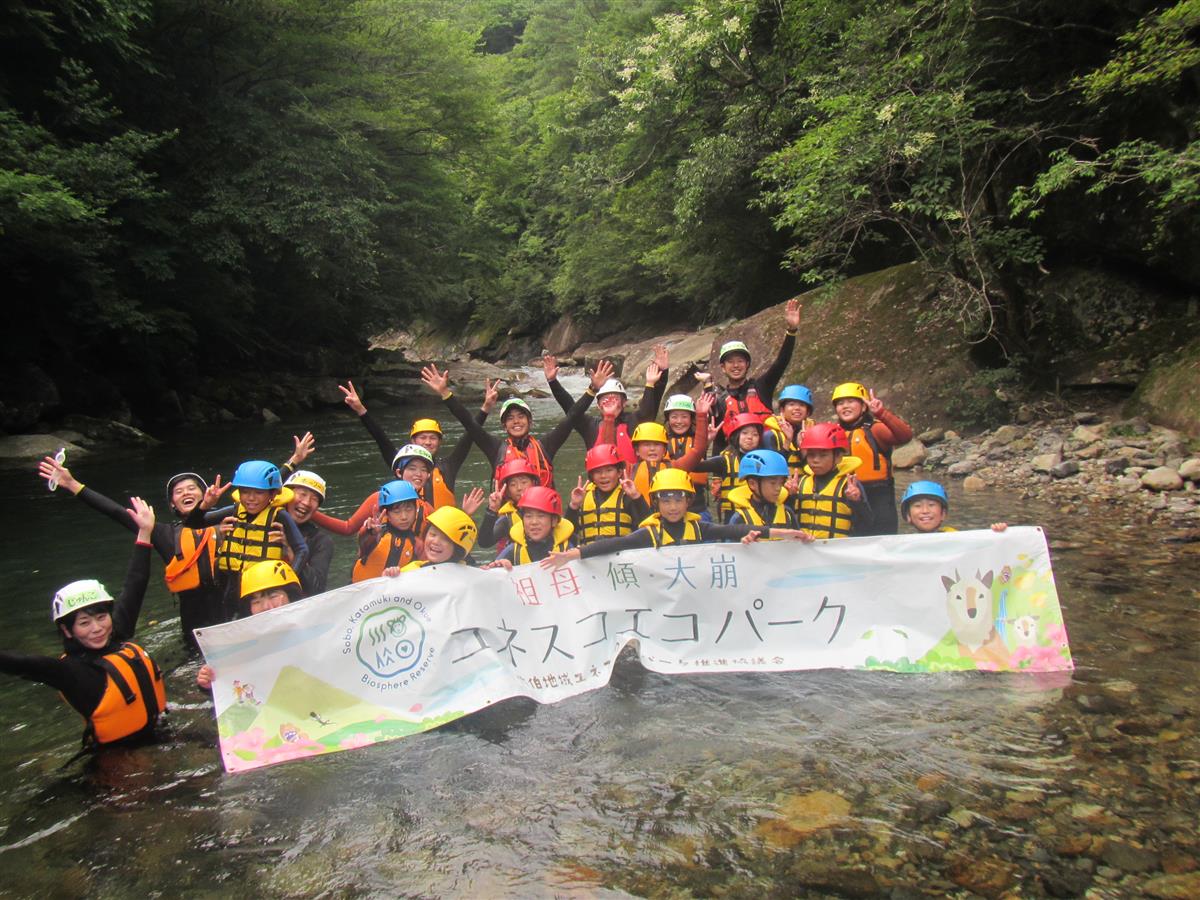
[
  {"x1": 493, "y1": 438, "x2": 554, "y2": 489},
  {"x1": 591, "y1": 422, "x2": 635, "y2": 468}
]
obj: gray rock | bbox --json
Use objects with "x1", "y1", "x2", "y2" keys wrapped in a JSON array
[
  {"x1": 1042, "y1": 864, "x2": 1093, "y2": 898},
  {"x1": 1032, "y1": 452, "x2": 1062, "y2": 473},
  {"x1": 947, "y1": 460, "x2": 979, "y2": 476},
  {"x1": 0, "y1": 434, "x2": 89, "y2": 466},
  {"x1": 60, "y1": 415, "x2": 160, "y2": 447},
  {"x1": 1179, "y1": 458, "x2": 1200, "y2": 481},
  {"x1": 925, "y1": 448, "x2": 947, "y2": 467},
  {"x1": 917, "y1": 428, "x2": 944, "y2": 444},
  {"x1": 1071, "y1": 425, "x2": 1103, "y2": 444},
  {"x1": 892, "y1": 440, "x2": 926, "y2": 469},
  {"x1": 1074, "y1": 443, "x2": 1105, "y2": 460},
  {"x1": 261, "y1": 407, "x2": 281, "y2": 424},
  {"x1": 992, "y1": 424, "x2": 1024, "y2": 444},
  {"x1": 1072, "y1": 411, "x2": 1100, "y2": 424},
  {"x1": 1141, "y1": 467, "x2": 1184, "y2": 491},
  {"x1": 1101, "y1": 841, "x2": 1160, "y2": 874},
  {"x1": 1016, "y1": 405, "x2": 1037, "y2": 424},
  {"x1": 943, "y1": 430, "x2": 961, "y2": 441},
  {"x1": 1051, "y1": 461, "x2": 1081, "y2": 479},
  {"x1": 50, "y1": 429, "x2": 88, "y2": 446}
]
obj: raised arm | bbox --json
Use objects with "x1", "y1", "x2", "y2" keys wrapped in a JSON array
[
  {"x1": 754, "y1": 299, "x2": 801, "y2": 398},
  {"x1": 311, "y1": 493, "x2": 378, "y2": 537},
  {"x1": 422, "y1": 364, "x2": 502, "y2": 461},
  {"x1": 112, "y1": 497, "x2": 155, "y2": 640},
  {"x1": 541, "y1": 360, "x2": 610, "y2": 457},
  {"x1": 635, "y1": 343, "x2": 670, "y2": 421}
]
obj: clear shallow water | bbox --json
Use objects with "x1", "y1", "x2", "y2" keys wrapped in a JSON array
[{"x1": 0, "y1": 388, "x2": 1196, "y2": 897}]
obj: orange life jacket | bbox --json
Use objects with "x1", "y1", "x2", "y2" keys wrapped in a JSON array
[
  {"x1": 668, "y1": 433, "x2": 708, "y2": 488},
  {"x1": 163, "y1": 525, "x2": 217, "y2": 593},
  {"x1": 494, "y1": 437, "x2": 554, "y2": 489},
  {"x1": 844, "y1": 422, "x2": 893, "y2": 483},
  {"x1": 426, "y1": 468, "x2": 456, "y2": 510},
  {"x1": 77, "y1": 642, "x2": 167, "y2": 744},
  {"x1": 353, "y1": 529, "x2": 419, "y2": 582}
]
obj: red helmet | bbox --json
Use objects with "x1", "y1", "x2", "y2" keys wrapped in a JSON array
[
  {"x1": 585, "y1": 443, "x2": 623, "y2": 472},
  {"x1": 497, "y1": 458, "x2": 541, "y2": 486},
  {"x1": 800, "y1": 422, "x2": 849, "y2": 451},
  {"x1": 723, "y1": 411, "x2": 765, "y2": 439},
  {"x1": 517, "y1": 486, "x2": 562, "y2": 517}
]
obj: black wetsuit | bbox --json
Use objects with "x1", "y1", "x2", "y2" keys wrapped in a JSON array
[
  {"x1": 548, "y1": 375, "x2": 667, "y2": 447},
  {"x1": 0, "y1": 541, "x2": 155, "y2": 739},
  {"x1": 356, "y1": 408, "x2": 484, "y2": 504},
  {"x1": 711, "y1": 331, "x2": 796, "y2": 448},
  {"x1": 578, "y1": 521, "x2": 778, "y2": 558}
]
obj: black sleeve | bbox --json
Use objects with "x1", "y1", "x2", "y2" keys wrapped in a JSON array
[
  {"x1": 578, "y1": 528, "x2": 655, "y2": 558},
  {"x1": 359, "y1": 410, "x2": 399, "y2": 472},
  {"x1": 112, "y1": 542, "x2": 153, "y2": 640},
  {"x1": 75, "y1": 487, "x2": 175, "y2": 561},
  {"x1": 298, "y1": 531, "x2": 334, "y2": 595},
  {"x1": 635, "y1": 373, "x2": 668, "y2": 422},
  {"x1": 443, "y1": 394, "x2": 501, "y2": 462},
  {"x1": 755, "y1": 332, "x2": 796, "y2": 401},
  {"x1": 692, "y1": 455, "x2": 730, "y2": 475},
  {"x1": 0, "y1": 651, "x2": 107, "y2": 715},
  {"x1": 491, "y1": 513, "x2": 513, "y2": 546},
  {"x1": 495, "y1": 543, "x2": 516, "y2": 564},
  {"x1": 279, "y1": 511, "x2": 310, "y2": 572},
  {"x1": 626, "y1": 495, "x2": 651, "y2": 523},
  {"x1": 541, "y1": 389, "x2": 596, "y2": 458},
  {"x1": 698, "y1": 522, "x2": 775, "y2": 542},
  {"x1": 476, "y1": 509, "x2": 500, "y2": 549},
  {"x1": 182, "y1": 503, "x2": 236, "y2": 528}
]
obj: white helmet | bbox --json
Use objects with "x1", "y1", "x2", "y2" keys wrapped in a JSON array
[
  {"x1": 52, "y1": 579, "x2": 114, "y2": 622},
  {"x1": 597, "y1": 378, "x2": 627, "y2": 399}
]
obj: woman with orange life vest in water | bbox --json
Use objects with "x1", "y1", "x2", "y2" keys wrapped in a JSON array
[
  {"x1": 421, "y1": 359, "x2": 615, "y2": 490},
  {"x1": 0, "y1": 497, "x2": 167, "y2": 747}
]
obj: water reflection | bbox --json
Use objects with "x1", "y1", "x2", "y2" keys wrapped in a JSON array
[{"x1": 0, "y1": 398, "x2": 1196, "y2": 895}]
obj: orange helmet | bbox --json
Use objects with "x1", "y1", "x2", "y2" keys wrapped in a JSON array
[
  {"x1": 517, "y1": 486, "x2": 562, "y2": 517},
  {"x1": 585, "y1": 443, "x2": 623, "y2": 472},
  {"x1": 497, "y1": 458, "x2": 541, "y2": 486},
  {"x1": 723, "y1": 411, "x2": 765, "y2": 439}
]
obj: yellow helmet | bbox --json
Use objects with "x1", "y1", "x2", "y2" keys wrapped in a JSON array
[
  {"x1": 426, "y1": 506, "x2": 478, "y2": 553},
  {"x1": 649, "y1": 468, "x2": 696, "y2": 496},
  {"x1": 239, "y1": 560, "x2": 300, "y2": 599},
  {"x1": 410, "y1": 418, "x2": 443, "y2": 438},
  {"x1": 284, "y1": 470, "x2": 326, "y2": 502},
  {"x1": 831, "y1": 382, "x2": 869, "y2": 404},
  {"x1": 631, "y1": 422, "x2": 669, "y2": 444}
]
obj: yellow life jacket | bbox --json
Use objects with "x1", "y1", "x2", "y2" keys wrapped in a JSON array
[
  {"x1": 508, "y1": 518, "x2": 574, "y2": 564},
  {"x1": 845, "y1": 422, "x2": 893, "y2": 483},
  {"x1": 353, "y1": 529, "x2": 418, "y2": 582},
  {"x1": 76, "y1": 642, "x2": 167, "y2": 745},
  {"x1": 639, "y1": 512, "x2": 703, "y2": 547},
  {"x1": 764, "y1": 414, "x2": 809, "y2": 476},
  {"x1": 428, "y1": 468, "x2": 456, "y2": 510},
  {"x1": 578, "y1": 484, "x2": 634, "y2": 544},
  {"x1": 217, "y1": 488, "x2": 294, "y2": 573},
  {"x1": 163, "y1": 524, "x2": 217, "y2": 593},
  {"x1": 715, "y1": 449, "x2": 743, "y2": 523},
  {"x1": 726, "y1": 482, "x2": 791, "y2": 535},
  {"x1": 796, "y1": 458, "x2": 861, "y2": 539}
]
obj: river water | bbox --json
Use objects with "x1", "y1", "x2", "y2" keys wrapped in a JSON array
[{"x1": 0, "y1": 378, "x2": 1196, "y2": 897}]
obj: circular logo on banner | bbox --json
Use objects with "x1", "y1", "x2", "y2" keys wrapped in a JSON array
[{"x1": 355, "y1": 606, "x2": 426, "y2": 678}]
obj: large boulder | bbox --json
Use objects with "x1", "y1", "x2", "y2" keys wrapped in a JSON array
[
  {"x1": 1127, "y1": 336, "x2": 1200, "y2": 437},
  {"x1": 0, "y1": 434, "x2": 88, "y2": 468},
  {"x1": 892, "y1": 440, "x2": 927, "y2": 469}
]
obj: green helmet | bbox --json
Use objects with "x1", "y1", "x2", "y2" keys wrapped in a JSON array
[
  {"x1": 664, "y1": 394, "x2": 695, "y2": 414},
  {"x1": 52, "y1": 579, "x2": 114, "y2": 623},
  {"x1": 499, "y1": 398, "x2": 532, "y2": 421},
  {"x1": 719, "y1": 340, "x2": 751, "y2": 363}
]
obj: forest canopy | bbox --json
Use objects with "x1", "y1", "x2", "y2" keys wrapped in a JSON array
[{"x1": 2, "y1": 0, "x2": 1196, "y2": 422}]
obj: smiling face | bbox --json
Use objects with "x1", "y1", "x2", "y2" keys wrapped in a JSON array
[
  {"x1": 62, "y1": 608, "x2": 113, "y2": 649},
  {"x1": 239, "y1": 487, "x2": 273, "y2": 515},
  {"x1": 503, "y1": 410, "x2": 531, "y2": 438},
  {"x1": 520, "y1": 508, "x2": 555, "y2": 542},
  {"x1": 171, "y1": 478, "x2": 204, "y2": 516},
  {"x1": 666, "y1": 411, "x2": 693, "y2": 435},
  {"x1": 288, "y1": 486, "x2": 322, "y2": 524},
  {"x1": 597, "y1": 393, "x2": 626, "y2": 418},
  {"x1": 780, "y1": 400, "x2": 810, "y2": 425},
  {"x1": 412, "y1": 431, "x2": 442, "y2": 455},
  {"x1": 905, "y1": 497, "x2": 947, "y2": 533},
  {"x1": 589, "y1": 464, "x2": 620, "y2": 493},
  {"x1": 399, "y1": 460, "x2": 433, "y2": 492},
  {"x1": 835, "y1": 398, "x2": 866, "y2": 424},
  {"x1": 721, "y1": 352, "x2": 750, "y2": 384},
  {"x1": 423, "y1": 526, "x2": 455, "y2": 563}
]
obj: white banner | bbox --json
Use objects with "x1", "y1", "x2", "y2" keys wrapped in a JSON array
[{"x1": 196, "y1": 527, "x2": 1071, "y2": 772}]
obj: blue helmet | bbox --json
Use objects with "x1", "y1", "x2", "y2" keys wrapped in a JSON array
[
  {"x1": 901, "y1": 481, "x2": 948, "y2": 516},
  {"x1": 379, "y1": 480, "x2": 419, "y2": 508},
  {"x1": 778, "y1": 384, "x2": 814, "y2": 408},
  {"x1": 739, "y1": 449, "x2": 791, "y2": 479},
  {"x1": 231, "y1": 460, "x2": 282, "y2": 491}
]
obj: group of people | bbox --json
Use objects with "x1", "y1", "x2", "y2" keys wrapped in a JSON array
[{"x1": 2, "y1": 299, "x2": 1005, "y2": 748}]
